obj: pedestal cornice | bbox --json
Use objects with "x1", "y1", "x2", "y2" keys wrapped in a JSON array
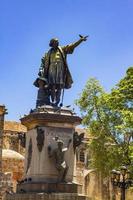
[{"x1": 20, "y1": 106, "x2": 82, "y2": 130}]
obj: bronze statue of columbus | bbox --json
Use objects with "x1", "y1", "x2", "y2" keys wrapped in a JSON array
[{"x1": 34, "y1": 35, "x2": 88, "y2": 107}]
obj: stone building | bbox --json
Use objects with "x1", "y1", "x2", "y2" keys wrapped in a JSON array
[
  {"x1": 0, "y1": 121, "x2": 26, "y2": 198},
  {"x1": 3, "y1": 121, "x2": 26, "y2": 155},
  {"x1": 75, "y1": 128, "x2": 102, "y2": 200}
]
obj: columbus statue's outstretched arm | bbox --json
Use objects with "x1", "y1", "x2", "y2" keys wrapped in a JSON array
[{"x1": 62, "y1": 35, "x2": 88, "y2": 54}]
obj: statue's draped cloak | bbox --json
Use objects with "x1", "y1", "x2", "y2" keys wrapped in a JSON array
[{"x1": 42, "y1": 44, "x2": 75, "y2": 89}]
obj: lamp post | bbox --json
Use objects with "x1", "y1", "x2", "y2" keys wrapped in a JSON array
[{"x1": 111, "y1": 166, "x2": 133, "y2": 200}]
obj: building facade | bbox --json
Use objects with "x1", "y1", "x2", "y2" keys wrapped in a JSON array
[{"x1": 0, "y1": 121, "x2": 26, "y2": 199}]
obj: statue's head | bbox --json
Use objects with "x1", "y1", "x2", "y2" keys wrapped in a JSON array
[
  {"x1": 49, "y1": 38, "x2": 59, "y2": 49},
  {"x1": 57, "y1": 140, "x2": 64, "y2": 149}
]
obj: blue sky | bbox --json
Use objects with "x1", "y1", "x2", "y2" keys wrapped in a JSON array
[{"x1": 0, "y1": 0, "x2": 133, "y2": 121}]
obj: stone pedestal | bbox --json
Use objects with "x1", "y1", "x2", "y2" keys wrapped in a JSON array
[
  {"x1": 17, "y1": 182, "x2": 82, "y2": 193},
  {"x1": 5, "y1": 106, "x2": 89, "y2": 200},
  {"x1": 21, "y1": 106, "x2": 81, "y2": 184},
  {"x1": 6, "y1": 193, "x2": 89, "y2": 200}
]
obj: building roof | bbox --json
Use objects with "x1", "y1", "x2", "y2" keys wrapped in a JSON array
[
  {"x1": 2, "y1": 149, "x2": 25, "y2": 160},
  {"x1": 4, "y1": 121, "x2": 27, "y2": 133}
]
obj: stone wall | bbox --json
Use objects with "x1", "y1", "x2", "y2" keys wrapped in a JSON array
[
  {"x1": 3, "y1": 132, "x2": 25, "y2": 156},
  {"x1": 0, "y1": 121, "x2": 26, "y2": 199},
  {"x1": 3, "y1": 121, "x2": 27, "y2": 156}
]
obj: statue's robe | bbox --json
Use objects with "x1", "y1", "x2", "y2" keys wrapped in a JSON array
[{"x1": 41, "y1": 43, "x2": 77, "y2": 89}]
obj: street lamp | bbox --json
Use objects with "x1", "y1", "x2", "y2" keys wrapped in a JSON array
[{"x1": 111, "y1": 166, "x2": 133, "y2": 200}]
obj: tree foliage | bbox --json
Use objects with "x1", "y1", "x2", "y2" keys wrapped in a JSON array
[{"x1": 76, "y1": 67, "x2": 133, "y2": 177}]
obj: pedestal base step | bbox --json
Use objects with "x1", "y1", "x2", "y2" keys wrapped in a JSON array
[
  {"x1": 5, "y1": 193, "x2": 89, "y2": 200},
  {"x1": 17, "y1": 182, "x2": 82, "y2": 194}
]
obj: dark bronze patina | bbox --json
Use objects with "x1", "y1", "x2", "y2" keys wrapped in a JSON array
[
  {"x1": 34, "y1": 35, "x2": 88, "y2": 107},
  {"x1": 36, "y1": 126, "x2": 45, "y2": 152},
  {"x1": 48, "y1": 138, "x2": 72, "y2": 182}
]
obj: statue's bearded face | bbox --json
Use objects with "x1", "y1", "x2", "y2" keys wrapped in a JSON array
[{"x1": 49, "y1": 38, "x2": 59, "y2": 49}]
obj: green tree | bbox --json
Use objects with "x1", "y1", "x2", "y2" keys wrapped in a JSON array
[
  {"x1": 109, "y1": 67, "x2": 133, "y2": 169},
  {"x1": 76, "y1": 67, "x2": 133, "y2": 177}
]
